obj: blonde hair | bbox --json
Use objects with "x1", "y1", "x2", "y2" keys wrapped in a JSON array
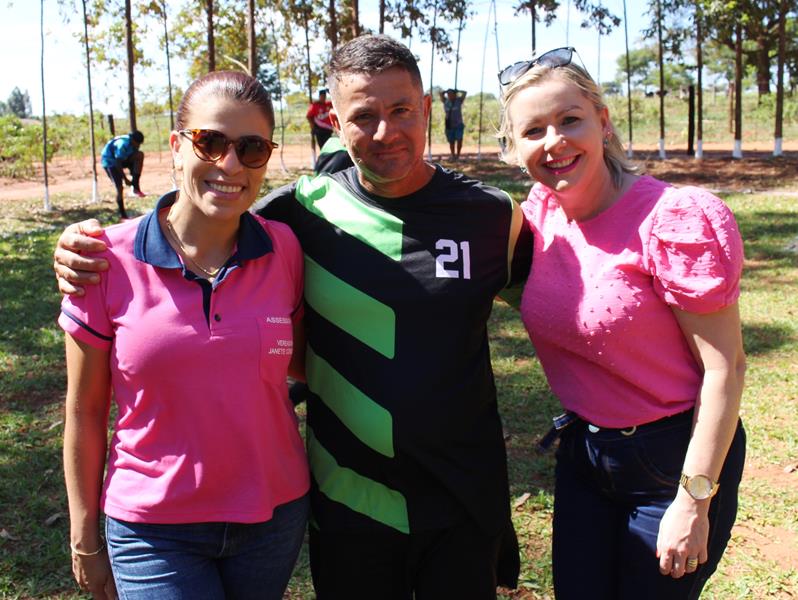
[{"x1": 498, "y1": 62, "x2": 638, "y2": 188}]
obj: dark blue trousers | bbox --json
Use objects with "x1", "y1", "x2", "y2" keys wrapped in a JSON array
[{"x1": 552, "y1": 411, "x2": 745, "y2": 600}]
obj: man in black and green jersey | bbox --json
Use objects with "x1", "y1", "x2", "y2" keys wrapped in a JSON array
[
  {"x1": 255, "y1": 35, "x2": 533, "y2": 598},
  {"x1": 53, "y1": 34, "x2": 533, "y2": 599}
]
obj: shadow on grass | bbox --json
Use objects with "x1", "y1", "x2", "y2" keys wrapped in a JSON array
[
  {"x1": 735, "y1": 210, "x2": 798, "y2": 264},
  {"x1": 742, "y1": 323, "x2": 796, "y2": 356}
]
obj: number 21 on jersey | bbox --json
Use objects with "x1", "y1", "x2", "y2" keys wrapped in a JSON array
[{"x1": 435, "y1": 239, "x2": 471, "y2": 279}]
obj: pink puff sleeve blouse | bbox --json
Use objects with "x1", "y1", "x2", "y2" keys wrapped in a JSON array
[{"x1": 519, "y1": 175, "x2": 744, "y2": 427}]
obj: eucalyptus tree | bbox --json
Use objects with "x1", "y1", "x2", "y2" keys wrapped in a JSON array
[
  {"x1": 124, "y1": 0, "x2": 136, "y2": 128},
  {"x1": 205, "y1": 0, "x2": 216, "y2": 71},
  {"x1": 81, "y1": 0, "x2": 99, "y2": 201},
  {"x1": 384, "y1": 0, "x2": 472, "y2": 60},
  {"x1": 699, "y1": 0, "x2": 746, "y2": 157},
  {"x1": 702, "y1": 0, "x2": 786, "y2": 96},
  {"x1": 513, "y1": 0, "x2": 559, "y2": 55},
  {"x1": 248, "y1": 0, "x2": 256, "y2": 75},
  {"x1": 69, "y1": 0, "x2": 154, "y2": 132},
  {"x1": 40, "y1": 0, "x2": 51, "y2": 211},
  {"x1": 512, "y1": 1, "x2": 620, "y2": 57}
]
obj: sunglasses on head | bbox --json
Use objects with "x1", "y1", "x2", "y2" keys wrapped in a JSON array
[
  {"x1": 178, "y1": 129, "x2": 278, "y2": 169},
  {"x1": 498, "y1": 47, "x2": 579, "y2": 86}
]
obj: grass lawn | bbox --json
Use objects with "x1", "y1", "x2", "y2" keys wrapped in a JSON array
[{"x1": 1, "y1": 159, "x2": 796, "y2": 599}]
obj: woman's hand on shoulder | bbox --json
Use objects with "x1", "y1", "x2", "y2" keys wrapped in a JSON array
[
  {"x1": 53, "y1": 219, "x2": 109, "y2": 296},
  {"x1": 656, "y1": 488, "x2": 710, "y2": 579}
]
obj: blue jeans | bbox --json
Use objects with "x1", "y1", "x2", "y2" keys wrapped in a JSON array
[
  {"x1": 106, "y1": 494, "x2": 309, "y2": 600},
  {"x1": 552, "y1": 411, "x2": 745, "y2": 600}
]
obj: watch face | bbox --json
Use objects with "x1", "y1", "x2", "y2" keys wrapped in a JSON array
[{"x1": 687, "y1": 475, "x2": 713, "y2": 499}]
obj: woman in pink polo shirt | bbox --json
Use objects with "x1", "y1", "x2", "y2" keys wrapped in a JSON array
[
  {"x1": 497, "y1": 48, "x2": 746, "y2": 599},
  {"x1": 60, "y1": 71, "x2": 309, "y2": 599}
]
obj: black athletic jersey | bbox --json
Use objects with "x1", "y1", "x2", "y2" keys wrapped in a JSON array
[
  {"x1": 254, "y1": 165, "x2": 532, "y2": 536},
  {"x1": 314, "y1": 135, "x2": 354, "y2": 175}
]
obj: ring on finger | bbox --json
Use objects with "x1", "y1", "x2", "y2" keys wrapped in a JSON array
[{"x1": 686, "y1": 557, "x2": 699, "y2": 569}]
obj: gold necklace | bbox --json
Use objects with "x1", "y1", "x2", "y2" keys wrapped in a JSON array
[{"x1": 165, "y1": 210, "x2": 226, "y2": 278}]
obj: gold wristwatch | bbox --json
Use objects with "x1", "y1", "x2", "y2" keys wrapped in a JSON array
[{"x1": 679, "y1": 473, "x2": 719, "y2": 500}]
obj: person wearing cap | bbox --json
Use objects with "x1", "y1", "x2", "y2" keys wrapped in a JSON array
[
  {"x1": 306, "y1": 88, "x2": 334, "y2": 149},
  {"x1": 100, "y1": 130, "x2": 146, "y2": 219},
  {"x1": 439, "y1": 88, "x2": 467, "y2": 160}
]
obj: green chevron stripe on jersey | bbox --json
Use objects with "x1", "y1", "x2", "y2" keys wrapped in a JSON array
[
  {"x1": 306, "y1": 346, "x2": 394, "y2": 458},
  {"x1": 304, "y1": 256, "x2": 396, "y2": 359},
  {"x1": 294, "y1": 175, "x2": 404, "y2": 261},
  {"x1": 308, "y1": 426, "x2": 409, "y2": 533}
]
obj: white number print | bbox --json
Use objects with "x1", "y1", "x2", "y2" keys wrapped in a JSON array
[{"x1": 435, "y1": 239, "x2": 471, "y2": 279}]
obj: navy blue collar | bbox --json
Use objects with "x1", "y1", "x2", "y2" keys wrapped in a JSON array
[{"x1": 133, "y1": 190, "x2": 274, "y2": 268}]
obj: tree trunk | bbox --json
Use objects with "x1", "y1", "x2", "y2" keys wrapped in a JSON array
[
  {"x1": 531, "y1": 3, "x2": 536, "y2": 55},
  {"x1": 733, "y1": 20, "x2": 743, "y2": 158},
  {"x1": 774, "y1": 0, "x2": 786, "y2": 155},
  {"x1": 351, "y1": 0, "x2": 360, "y2": 37},
  {"x1": 329, "y1": 0, "x2": 338, "y2": 49},
  {"x1": 40, "y1": 0, "x2": 50, "y2": 210},
  {"x1": 379, "y1": 0, "x2": 385, "y2": 34},
  {"x1": 427, "y1": 3, "x2": 437, "y2": 162},
  {"x1": 695, "y1": 0, "x2": 703, "y2": 159},
  {"x1": 82, "y1": 0, "x2": 98, "y2": 201},
  {"x1": 656, "y1": 0, "x2": 665, "y2": 159},
  {"x1": 162, "y1": 0, "x2": 174, "y2": 131},
  {"x1": 622, "y1": 0, "x2": 633, "y2": 156},
  {"x1": 302, "y1": 9, "x2": 316, "y2": 159},
  {"x1": 206, "y1": 0, "x2": 215, "y2": 72},
  {"x1": 248, "y1": 0, "x2": 256, "y2": 76},
  {"x1": 124, "y1": 0, "x2": 137, "y2": 130},
  {"x1": 755, "y1": 41, "x2": 770, "y2": 96}
]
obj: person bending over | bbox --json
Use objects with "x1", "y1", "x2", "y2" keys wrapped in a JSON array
[{"x1": 100, "y1": 130, "x2": 146, "y2": 219}]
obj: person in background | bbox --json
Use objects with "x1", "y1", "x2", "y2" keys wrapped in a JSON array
[
  {"x1": 498, "y1": 46, "x2": 746, "y2": 599},
  {"x1": 306, "y1": 88, "x2": 334, "y2": 150},
  {"x1": 100, "y1": 130, "x2": 146, "y2": 219},
  {"x1": 54, "y1": 35, "x2": 531, "y2": 600},
  {"x1": 61, "y1": 70, "x2": 309, "y2": 600},
  {"x1": 439, "y1": 88, "x2": 467, "y2": 161}
]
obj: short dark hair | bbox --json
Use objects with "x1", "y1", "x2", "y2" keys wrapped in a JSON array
[
  {"x1": 176, "y1": 70, "x2": 275, "y2": 130},
  {"x1": 129, "y1": 130, "x2": 144, "y2": 144},
  {"x1": 327, "y1": 34, "x2": 422, "y2": 92}
]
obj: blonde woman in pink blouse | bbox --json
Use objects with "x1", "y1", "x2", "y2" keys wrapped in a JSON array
[{"x1": 498, "y1": 48, "x2": 746, "y2": 600}]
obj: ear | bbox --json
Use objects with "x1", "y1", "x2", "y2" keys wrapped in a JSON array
[
  {"x1": 329, "y1": 106, "x2": 342, "y2": 135},
  {"x1": 422, "y1": 93, "x2": 432, "y2": 121},
  {"x1": 169, "y1": 130, "x2": 183, "y2": 170},
  {"x1": 599, "y1": 106, "x2": 610, "y2": 133}
]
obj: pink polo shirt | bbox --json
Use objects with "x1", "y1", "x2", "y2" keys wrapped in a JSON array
[
  {"x1": 520, "y1": 176, "x2": 743, "y2": 427},
  {"x1": 59, "y1": 191, "x2": 309, "y2": 524}
]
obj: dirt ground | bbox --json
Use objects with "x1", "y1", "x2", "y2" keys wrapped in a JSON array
[{"x1": 1, "y1": 141, "x2": 797, "y2": 202}]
